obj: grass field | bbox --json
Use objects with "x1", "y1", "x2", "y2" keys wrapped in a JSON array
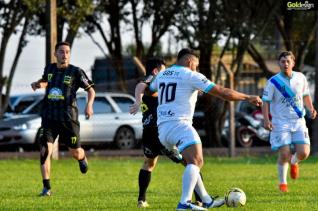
[{"x1": 0, "y1": 155, "x2": 317, "y2": 210}]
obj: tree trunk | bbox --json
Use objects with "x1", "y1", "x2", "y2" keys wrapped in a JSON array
[
  {"x1": 0, "y1": 18, "x2": 29, "y2": 118},
  {"x1": 312, "y1": 12, "x2": 318, "y2": 154}
]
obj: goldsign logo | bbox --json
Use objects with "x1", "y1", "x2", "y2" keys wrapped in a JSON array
[{"x1": 286, "y1": 1, "x2": 315, "y2": 10}]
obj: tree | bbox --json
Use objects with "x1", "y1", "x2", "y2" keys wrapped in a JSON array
[
  {"x1": 85, "y1": 0, "x2": 130, "y2": 92},
  {"x1": 0, "y1": 0, "x2": 45, "y2": 118}
]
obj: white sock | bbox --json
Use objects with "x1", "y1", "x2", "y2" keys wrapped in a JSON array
[
  {"x1": 290, "y1": 153, "x2": 299, "y2": 165},
  {"x1": 194, "y1": 174, "x2": 212, "y2": 204},
  {"x1": 180, "y1": 164, "x2": 200, "y2": 204},
  {"x1": 278, "y1": 163, "x2": 288, "y2": 184}
]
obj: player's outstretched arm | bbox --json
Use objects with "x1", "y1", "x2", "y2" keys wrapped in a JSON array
[
  {"x1": 31, "y1": 79, "x2": 48, "y2": 91},
  {"x1": 130, "y1": 82, "x2": 148, "y2": 115},
  {"x1": 262, "y1": 102, "x2": 273, "y2": 130},
  {"x1": 207, "y1": 84, "x2": 262, "y2": 106},
  {"x1": 303, "y1": 95, "x2": 317, "y2": 119},
  {"x1": 85, "y1": 87, "x2": 95, "y2": 120}
]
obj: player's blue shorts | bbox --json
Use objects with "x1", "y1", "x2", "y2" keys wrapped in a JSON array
[{"x1": 158, "y1": 120, "x2": 201, "y2": 153}]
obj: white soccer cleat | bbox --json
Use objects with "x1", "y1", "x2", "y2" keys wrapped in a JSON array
[
  {"x1": 137, "y1": 200, "x2": 149, "y2": 208},
  {"x1": 176, "y1": 201, "x2": 207, "y2": 210}
]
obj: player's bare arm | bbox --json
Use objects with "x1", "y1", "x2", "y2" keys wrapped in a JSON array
[
  {"x1": 208, "y1": 84, "x2": 262, "y2": 106},
  {"x1": 85, "y1": 87, "x2": 95, "y2": 119},
  {"x1": 303, "y1": 95, "x2": 317, "y2": 119},
  {"x1": 262, "y1": 102, "x2": 273, "y2": 130},
  {"x1": 130, "y1": 82, "x2": 148, "y2": 115},
  {"x1": 31, "y1": 79, "x2": 48, "y2": 91}
]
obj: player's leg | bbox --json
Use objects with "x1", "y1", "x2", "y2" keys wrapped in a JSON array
[
  {"x1": 138, "y1": 127, "x2": 159, "y2": 208},
  {"x1": 277, "y1": 145, "x2": 291, "y2": 192},
  {"x1": 63, "y1": 121, "x2": 88, "y2": 174},
  {"x1": 290, "y1": 124, "x2": 311, "y2": 179},
  {"x1": 269, "y1": 129, "x2": 292, "y2": 192},
  {"x1": 138, "y1": 156, "x2": 158, "y2": 208},
  {"x1": 39, "y1": 124, "x2": 56, "y2": 196}
]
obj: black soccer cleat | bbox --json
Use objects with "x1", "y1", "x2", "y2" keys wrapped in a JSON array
[{"x1": 78, "y1": 157, "x2": 88, "y2": 174}]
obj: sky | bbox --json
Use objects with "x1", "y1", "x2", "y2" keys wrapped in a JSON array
[
  {"x1": 3, "y1": 25, "x2": 167, "y2": 95},
  {"x1": 3, "y1": 33, "x2": 103, "y2": 95}
]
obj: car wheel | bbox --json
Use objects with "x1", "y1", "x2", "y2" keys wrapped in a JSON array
[
  {"x1": 114, "y1": 127, "x2": 136, "y2": 149},
  {"x1": 236, "y1": 126, "x2": 254, "y2": 148}
]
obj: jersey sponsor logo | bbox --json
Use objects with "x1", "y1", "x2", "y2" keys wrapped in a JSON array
[
  {"x1": 140, "y1": 102, "x2": 149, "y2": 113},
  {"x1": 263, "y1": 90, "x2": 268, "y2": 96},
  {"x1": 63, "y1": 75, "x2": 72, "y2": 84},
  {"x1": 48, "y1": 73, "x2": 53, "y2": 82},
  {"x1": 48, "y1": 87, "x2": 65, "y2": 101},
  {"x1": 158, "y1": 109, "x2": 175, "y2": 117},
  {"x1": 201, "y1": 77, "x2": 208, "y2": 84},
  {"x1": 71, "y1": 136, "x2": 77, "y2": 144}
]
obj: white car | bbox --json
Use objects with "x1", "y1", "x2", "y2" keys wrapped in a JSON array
[{"x1": 0, "y1": 92, "x2": 143, "y2": 149}]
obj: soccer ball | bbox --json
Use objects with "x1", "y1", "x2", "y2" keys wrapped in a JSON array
[{"x1": 225, "y1": 188, "x2": 246, "y2": 207}]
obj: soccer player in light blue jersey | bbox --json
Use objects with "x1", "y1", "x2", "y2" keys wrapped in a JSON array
[
  {"x1": 262, "y1": 51, "x2": 316, "y2": 193},
  {"x1": 149, "y1": 48, "x2": 262, "y2": 210}
]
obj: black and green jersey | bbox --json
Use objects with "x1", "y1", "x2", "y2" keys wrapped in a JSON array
[
  {"x1": 141, "y1": 75, "x2": 158, "y2": 127},
  {"x1": 41, "y1": 63, "x2": 94, "y2": 122}
]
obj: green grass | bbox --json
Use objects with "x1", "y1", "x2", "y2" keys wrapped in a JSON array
[{"x1": 0, "y1": 155, "x2": 318, "y2": 210}]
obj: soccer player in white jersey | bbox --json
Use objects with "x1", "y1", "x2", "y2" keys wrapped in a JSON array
[
  {"x1": 149, "y1": 48, "x2": 262, "y2": 210},
  {"x1": 262, "y1": 51, "x2": 316, "y2": 193}
]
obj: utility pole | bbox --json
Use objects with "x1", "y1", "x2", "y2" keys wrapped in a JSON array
[
  {"x1": 46, "y1": 0, "x2": 58, "y2": 159},
  {"x1": 46, "y1": 0, "x2": 57, "y2": 65},
  {"x1": 220, "y1": 60, "x2": 235, "y2": 157}
]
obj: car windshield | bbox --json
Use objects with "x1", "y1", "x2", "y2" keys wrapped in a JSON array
[{"x1": 111, "y1": 96, "x2": 134, "y2": 113}]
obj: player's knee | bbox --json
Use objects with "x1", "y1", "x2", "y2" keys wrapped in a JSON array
[
  {"x1": 279, "y1": 152, "x2": 291, "y2": 163},
  {"x1": 39, "y1": 139, "x2": 49, "y2": 165},
  {"x1": 70, "y1": 148, "x2": 84, "y2": 160},
  {"x1": 297, "y1": 151, "x2": 309, "y2": 161},
  {"x1": 143, "y1": 158, "x2": 157, "y2": 170}
]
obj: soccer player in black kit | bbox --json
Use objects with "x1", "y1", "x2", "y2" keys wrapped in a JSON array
[
  {"x1": 31, "y1": 41, "x2": 95, "y2": 196},
  {"x1": 130, "y1": 58, "x2": 202, "y2": 208}
]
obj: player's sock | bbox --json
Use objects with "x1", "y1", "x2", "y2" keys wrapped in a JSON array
[
  {"x1": 43, "y1": 179, "x2": 51, "y2": 190},
  {"x1": 291, "y1": 153, "x2": 299, "y2": 164},
  {"x1": 194, "y1": 173, "x2": 203, "y2": 203},
  {"x1": 138, "y1": 169, "x2": 151, "y2": 201},
  {"x1": 194, "y1": 171, "x2": 212, "y2": 204},
  {"x1": 278, "y1": 163, "x2": 288, "y2": 184},
  {"x1": 180, "y1": 164, "x2": 200, "y2": 204}
]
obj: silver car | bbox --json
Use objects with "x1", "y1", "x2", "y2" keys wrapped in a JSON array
[{"x1": 0, "y1": 92, "x2": 143, "y2": 149}]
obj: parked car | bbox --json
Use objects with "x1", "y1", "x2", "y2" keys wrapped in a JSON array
[
  {"x1": 0, "y1": 92, "x2": 143, "y2": 150},
  {"x1": 6, "y1": 93, "x2": 44, "y2": 114}
]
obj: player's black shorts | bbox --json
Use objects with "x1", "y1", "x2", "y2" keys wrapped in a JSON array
[
  {"x1": 41, "y1": 119, "x2": 81, "y2": 149},
  {"x1": 142, "y1": 126, "x2": 165, "y2": 159}
]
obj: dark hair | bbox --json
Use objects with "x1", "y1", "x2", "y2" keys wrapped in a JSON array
[
  {"x1": 278, "y1": 51, "x2": 295, "y2": 61},
  {"x1": 145, "y1": 58, "x2": 165, "y2": 76},
  {"x1": 177, "y1": 48, "x2": 198, "y2": 60},
  {"x1": 55, "y1": 41, "x2": 70, "y2": 51}
]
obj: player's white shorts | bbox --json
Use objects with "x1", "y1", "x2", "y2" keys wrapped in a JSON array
[
  {"x1": 158, "y1": 120, "x2": 201, "y2": 153},
  {"x1": 270, "y1": 118, "x2": 310, "y2": 151}
]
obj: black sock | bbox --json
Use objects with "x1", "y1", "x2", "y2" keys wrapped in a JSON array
[
  {"x1": 194, "y1": 172, "x2": 203, "y2": 202},
  {"x1": 43, "y1": 179, "x2": 51, "y2": 190},
  {"x1": 138, "y1": 169, "x2": 151, "y2": 201}
]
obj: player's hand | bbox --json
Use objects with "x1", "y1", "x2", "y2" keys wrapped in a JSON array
[
  {"x1": 85, "y1": 105, "x2": 93, "y2": 120},
  {"x1": 31, "y1": 82, "x2": 40, "y2": 91},
  {"x1": 263, "y1": 119, "x2": 273, "y2": 131},
  {"x1": 247, "y1": 95, "x2": 263, "y2": 107},
  {"x1": 310, "y1": 109, "x2": 317, "y2": 119},
  {"x1": 129, "y1": 102, "x2": 140, "y2": 115}
]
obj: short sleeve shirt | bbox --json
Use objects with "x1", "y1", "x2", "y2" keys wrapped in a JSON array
[
  {"x1": 149, "y1": 65, "x2": 215, "y2": 125},
  {"x1": 41, "y1": 63, "x2": 94, "y2": 122},
  {"x1": 262, "y1": 71, "x2": 309, "y2": 121}
]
